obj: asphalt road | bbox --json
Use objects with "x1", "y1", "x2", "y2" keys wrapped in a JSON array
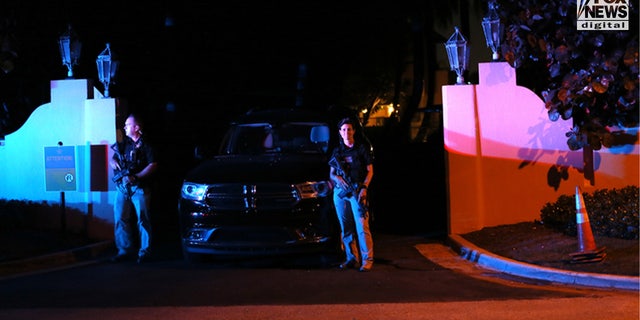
[
  {"x1": 0, "y1": 233, "x2": 637, "y2": 320},
  {"x1": 1, "y1": 235, "x2": 547, "y2": 308}
]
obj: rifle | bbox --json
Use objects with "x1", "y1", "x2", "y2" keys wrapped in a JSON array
[
  {"x1": 329, "y1": 155, "x2": 368, "y2": 217},
  {"x1": 111, "y1": 143, "x2": 137, "y2": 196},
  {"x1": 329, "y1": 156, "x2": 355, "y2": 198},
  {"x1": 112, "y1": 166, "x2": 131, "y2": 184}
]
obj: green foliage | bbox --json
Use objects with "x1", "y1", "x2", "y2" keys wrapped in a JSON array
[{"x1": 540, "y1": 186, "x2": 639, "y2": 239}]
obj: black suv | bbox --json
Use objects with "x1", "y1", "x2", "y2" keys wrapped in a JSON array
[{"x1": 178, "y1": 108, "x2": 341, "y2": 262}]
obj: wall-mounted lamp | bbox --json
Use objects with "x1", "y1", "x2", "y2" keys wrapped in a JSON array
[
  {"x1": 96, "y1": 43, "x2": 119, "y2": 98},
  {"x1": 58, "y1": 25, "x2": 81, "y2": 78},
  {"x1": 445, "y1": 27, "x2": 470, "y2": 85},
  {"x1": 481, "y1": 1, "x2": 503, "y2": 61}
]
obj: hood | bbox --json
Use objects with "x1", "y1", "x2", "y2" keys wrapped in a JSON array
[{"x1": 184, "y1": 154, "x2": 330, "y2": 184}]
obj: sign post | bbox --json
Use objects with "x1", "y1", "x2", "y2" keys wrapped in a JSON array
[{"x1": 44, "y1": 145, "x2": 76, "y2": 232}]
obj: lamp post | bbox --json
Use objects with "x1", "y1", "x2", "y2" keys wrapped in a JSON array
[
  {"x1": 445, "y1": 27, "x2": 470, "y2": 85},
  {"x1": 57, "y1": 25, "x2": 81, "y2": 78},
  {"x1": 96, "y1": 43, "x2": 118, "y2": 98},
  {"x1": 481, "y1": 1, "x2": 503, "y2": 61}
]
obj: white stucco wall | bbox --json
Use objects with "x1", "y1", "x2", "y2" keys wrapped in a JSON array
[{"x1": 0, "y1": 79, "x2": 117, "y2": 239}]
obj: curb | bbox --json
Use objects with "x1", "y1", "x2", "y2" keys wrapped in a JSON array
[
  {"x1": 448, "y1": 234, "x2": 640, "y2": 291},
  {"x1": 0, "y1": 240, "x2": 114, "y2": 280},
  {"x1": 2, "y1": 236, "x2": 638, "y2": 292}
]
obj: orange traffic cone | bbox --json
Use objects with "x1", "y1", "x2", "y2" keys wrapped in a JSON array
[{"x1": 569, "y1": 186, "x2": 606, "y2": 263}]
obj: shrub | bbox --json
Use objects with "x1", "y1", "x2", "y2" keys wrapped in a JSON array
[
  {"x1": 540, "y1": 186, "x2": 639, "y2": 240},
  {"x1": 0, "y1": 199, "x2": 60, "y2": 231}
]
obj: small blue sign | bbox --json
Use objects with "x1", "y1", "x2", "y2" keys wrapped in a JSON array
[{"x1": 45, "y1": 146, "x2": 77, "y2": 191}]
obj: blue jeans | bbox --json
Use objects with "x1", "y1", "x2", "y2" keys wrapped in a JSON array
[
  {"x1": 114, "y1": 186, "x2": 152, "y2": 257},
  {"x1": 333, "y1": 187, "x2": 373, "y2": 266}
]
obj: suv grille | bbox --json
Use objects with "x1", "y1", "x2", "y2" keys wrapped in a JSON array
[{"x1": 205, "y1": 183, "x2": 298, "y2": 211}]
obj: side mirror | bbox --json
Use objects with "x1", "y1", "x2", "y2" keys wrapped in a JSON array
[{"x1": 310, "y1": 126, "x2": 329, "y2": 143}]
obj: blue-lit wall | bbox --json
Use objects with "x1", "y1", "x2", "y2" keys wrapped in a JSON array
[{"x1": 0, "y1": 79, "x2": 117, "y2": 240}]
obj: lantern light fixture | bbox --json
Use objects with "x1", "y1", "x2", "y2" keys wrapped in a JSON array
[
  {"x1": 96, "y1": 43, "x2": 119, "y2": 98},
  {"x1": 481, "y1": 1, "x2": 503, "y2": 61},
  {"x1": 445, "y1": 26, "x2": 470, "y2": 85},
  {"x1": 57, "y1": 25, "x2": 81, "y2": 78}
]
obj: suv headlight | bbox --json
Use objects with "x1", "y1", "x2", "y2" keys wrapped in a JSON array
[
  {"x1": 295, "y1": 181, "x2": 331, "y2": 199},
  {"x1": 181, "y1": 182, "x2": 208, "y2": 201}
]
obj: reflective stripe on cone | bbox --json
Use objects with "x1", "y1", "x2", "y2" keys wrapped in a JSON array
[{"x1": 569, "y1": 186, "x2": 606, "y2": 264}]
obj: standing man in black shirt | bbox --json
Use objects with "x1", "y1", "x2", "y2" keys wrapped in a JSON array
[
  {"x1": 109, "y1": 113, "x2": 158, "y2": 264},
  {"x1": 329, "y1": 117, "x2": 374, "y2": 272}
]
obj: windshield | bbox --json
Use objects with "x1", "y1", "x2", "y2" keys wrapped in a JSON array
[{"x1": 221, "y1": 122, "x2": 330, "y2": 155}]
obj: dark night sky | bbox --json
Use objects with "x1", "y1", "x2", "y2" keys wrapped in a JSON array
[{"x1": 1, "y1": 1, "x2": 411, "y2": 132}]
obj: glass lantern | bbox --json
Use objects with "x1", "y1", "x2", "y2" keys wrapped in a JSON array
[
  {"x1": 58, "y1": 25, "x2": 81, "y2": 78},
  {"x1": 445, "y1": 27, "x2": 470, "y2": 85},
  {"x1": 96, "y1": 43, "x2": 119, "y2": 98},
  {"x1": 481, "y1": 1, "x2": 503, "y2": 61}
]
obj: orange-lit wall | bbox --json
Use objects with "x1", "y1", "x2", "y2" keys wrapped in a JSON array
[{"x1": 442, "y1": 62, "x2": 639, "y2": 234}]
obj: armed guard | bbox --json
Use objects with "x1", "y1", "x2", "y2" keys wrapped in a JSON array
[{"x1": 109, "y1": 113, "x2": 158, "y2": 264}]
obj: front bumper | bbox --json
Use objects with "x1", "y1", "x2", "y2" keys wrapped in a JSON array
[{"x1": 178, "y1": 197, "x2": 337, "y2": 256}]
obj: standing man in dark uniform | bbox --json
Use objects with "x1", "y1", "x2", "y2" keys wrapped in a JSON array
[
  {"x1": 329, "y1": 117, "x2": 374, "y2": 272},
  {"x1": 109, "y1": 113, "x2": 158, "y2": 264}
]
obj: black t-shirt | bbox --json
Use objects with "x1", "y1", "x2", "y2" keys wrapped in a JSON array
[
  {"x1": 111, "y1": 136, "x2": 157, "y2": 186},
  {"x1": 330, "y1": 142, "x2": 373, "y2": 184}
]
